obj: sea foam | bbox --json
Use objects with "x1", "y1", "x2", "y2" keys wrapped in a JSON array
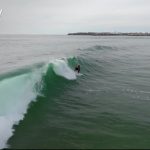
[
  {"x1": 0, "y1": 67, "x2": 45, "y2": 149},
  {"x1": 52, "y1": 59, "x2": 76, "y2": 80}
]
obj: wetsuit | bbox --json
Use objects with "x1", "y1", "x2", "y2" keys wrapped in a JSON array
[{"x1": 75, "y1": 65, "x2": 80, "y2": 73}]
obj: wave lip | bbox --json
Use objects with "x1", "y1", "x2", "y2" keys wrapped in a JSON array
[{"x1": 52, "y1": 59, "x2": 76, "y2": 80}]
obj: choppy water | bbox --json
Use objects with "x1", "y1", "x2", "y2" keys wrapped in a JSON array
[{"x1": 0, "y1": 35, "x2": 150, "y2": 149}]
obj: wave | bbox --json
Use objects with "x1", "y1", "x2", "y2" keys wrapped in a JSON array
[{"x1": 0, "y1": 57, "x2": 77, "y2": 149}]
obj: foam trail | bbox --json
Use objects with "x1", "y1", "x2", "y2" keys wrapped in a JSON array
[
  {"x1": 52, "y1": 59, "x2": 76, "y2": 80},
  {"x1": 0, "y1": 66, "x2": 46, "y2": 149}
]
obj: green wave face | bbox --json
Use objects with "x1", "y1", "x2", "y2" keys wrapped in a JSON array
[{"x1": 0, "y1": 57, "x2": 79, "y2": 149}]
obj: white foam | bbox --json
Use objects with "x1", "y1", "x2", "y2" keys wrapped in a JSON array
[
  {"x1": 0, "y1": 66, "x2": 46, "y2": 149},
  {"x1": 75, "y1": 72, "x2": 83, "y2": 76},
  {"x1": 52, "y1": 59, "x2": 76, "y2": 80}
]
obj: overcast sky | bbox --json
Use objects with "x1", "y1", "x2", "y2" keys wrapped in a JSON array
[{"x1": 0, "y1": 0, "x2": 150, "y2": 34}]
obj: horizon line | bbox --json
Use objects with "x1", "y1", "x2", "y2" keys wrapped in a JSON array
[{"x1": 0, "y1": 31, "x2": 150, "y2": 35}]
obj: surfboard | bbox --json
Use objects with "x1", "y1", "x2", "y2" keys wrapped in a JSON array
[{"x1": 75, "y1": 72, "x2": 83, "y2": 76}]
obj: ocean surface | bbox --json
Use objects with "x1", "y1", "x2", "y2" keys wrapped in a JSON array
[{"x1": 0, "y1": 35, "x2": 150, "y2": 149}]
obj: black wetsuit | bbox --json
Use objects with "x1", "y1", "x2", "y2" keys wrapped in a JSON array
[{"x1": 75, "y1": 65, "x2": 80, "y2": 73}]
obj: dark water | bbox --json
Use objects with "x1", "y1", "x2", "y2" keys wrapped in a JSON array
[{"x1": 0, "y1": 35, "x2": 150, "y2": 149}]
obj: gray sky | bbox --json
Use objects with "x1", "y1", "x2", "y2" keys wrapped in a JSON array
[{"x1": 0, "y1": 0, "x2": 150, "y2": 34}]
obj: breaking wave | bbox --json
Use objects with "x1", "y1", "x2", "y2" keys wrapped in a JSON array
[{"x1": 0, "y1": 57, "x2": 78, "y2": 149}]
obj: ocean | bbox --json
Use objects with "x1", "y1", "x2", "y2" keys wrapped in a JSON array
[{"x1": 0, "y1": 35, "x2": 150, "y2": 149}]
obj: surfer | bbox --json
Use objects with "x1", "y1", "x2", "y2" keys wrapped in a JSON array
[{"x1": 75, "y1": 64, "x2": 80, "y2": 73}]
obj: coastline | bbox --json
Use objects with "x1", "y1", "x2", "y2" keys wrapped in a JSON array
[{"x1": 68, "y1": 32, "x2": 150, "y2": 36}]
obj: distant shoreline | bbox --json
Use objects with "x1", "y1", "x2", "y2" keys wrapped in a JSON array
[{"x1": 68, "y1": 32, "x2": 150, "y2": 36}]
